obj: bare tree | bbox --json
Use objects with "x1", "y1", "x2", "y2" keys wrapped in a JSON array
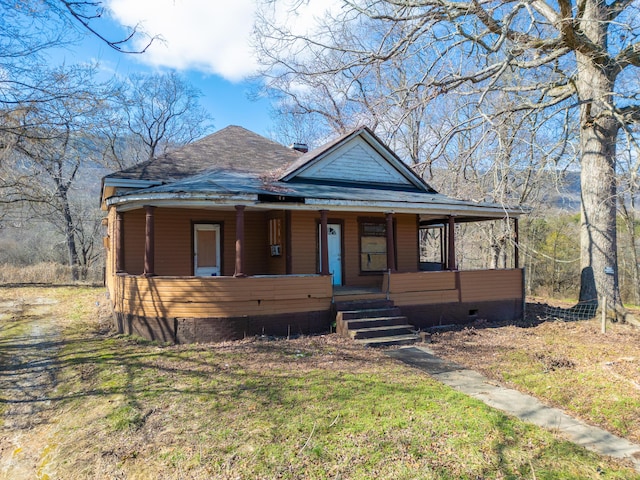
[
  {"x1": 105, "y1": 72, "x2": 214, "y2": 168},
  {"x1": 0, "y1": 1, "x2": 157, "y2": 281},
  {"x1": 0, "y1": 67, "x2": 108, "y2": 280},
  {"x1": 256, "y1": 0, "x2": 640, "y2": 319},
  {"x1": 0, "y1": 1, "x2": 152, "y2": 110},
  {"x1": 0, "y1": 0, "x2": 154, "y2": 181},
  {"x1": 617, "y1": 130, "x2": 640, "y2": 305}
]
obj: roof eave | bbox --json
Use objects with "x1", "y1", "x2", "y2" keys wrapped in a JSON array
[
  {"x1": 100, "y1": 177, "x2": 165, "y2": 210},
  {"x1": 105, "y1": 190, "x2": 526, "y2": 219}
]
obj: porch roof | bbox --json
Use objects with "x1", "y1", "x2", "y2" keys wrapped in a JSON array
[{"x1": 106, "y1": 167, "x2": 527, "y2": 221}]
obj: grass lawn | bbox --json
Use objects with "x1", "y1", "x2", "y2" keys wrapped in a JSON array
[
  {"x1": 429, "y1": 299, "x2": 640, "y2": 446},
  {"x1": 0, "y1": 287, "x2": 638, "y2": 479}
]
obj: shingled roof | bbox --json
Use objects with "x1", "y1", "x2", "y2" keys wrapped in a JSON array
[
  {"x1": 104, "y1": 125, "x2": 303, "y2": 182},
  {"x1": 103, "y1": 125, "x2": 528, "y2": 221}
]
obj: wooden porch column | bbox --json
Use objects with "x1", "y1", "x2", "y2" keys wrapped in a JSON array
[
  {"x1": 320, "y1": 210, "x2": 329, "y2": 275},
  {"x1": 116, "y1": 211, "x2": 125, "y2": 273},
  {"x1": 234, "y1": 205, "x2": 246, "y2": 277},
  {"x1": 143, "y1": 206, "x2": 155, "y2": 276},
  {"x1": 514, "y1": 217, "x2": 520, "y2": 269},
  {"x1": 447, "y1": 215, "x2": 456, "y2": 271},
  {"x1": 285, "y1": 211, "x2": 292, "y2": 274},
  {"x1": 385, "y1": 212, "x2": 396, "y2": 272}
]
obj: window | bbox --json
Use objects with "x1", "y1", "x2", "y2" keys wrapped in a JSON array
[
  {"x1": 419, "y1": 225, "x2": 445, "y2": 270},
  {"x1": 360, "y1": 220, "x2": 387, "y2": 272}
]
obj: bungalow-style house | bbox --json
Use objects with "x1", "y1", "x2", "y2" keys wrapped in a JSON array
[{"x1": 101, "y1": 125, "x2": 526, "y2": 345}]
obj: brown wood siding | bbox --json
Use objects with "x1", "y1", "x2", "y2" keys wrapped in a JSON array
[
  {"x1": 387, "y1": 271, "x2": 458, "y2": 306},
  {"x1": 290, "y1": 211, "x2": 318, "y2": 275},
  {"x1": 387, "y1": 271, "x2": 457, "y2": 292},
  {"x1": 117, "y1": 207, "x2": 430, "y2": 284},
  {"x1": 105, "y1": 207, "x2": 117, "y2": 299},
  {"x1": 289, "y1": 211, "x2": 419, "y2": 288},
  {"x1": 155, "y1": 208, "x2": 193, "y2": 276},
  {"x1": 459, "y1": 269, "x2": 523, "y2": 302},
  {"x1": 244, "y1": 211, "x2": 268, "y2": 275},
  {"x1": 396, "y1": 214, "x2": 419, "y2": 273},
  {"x1": 119, "y1": 208, "x2": 273, "y2": 277},
  {"x1": 115, "y1": 274, "x2": 332, "y2": 318},
  {"x1": 347, "y1": 213, "x2": 418, "y2": 287},
  {"x1": 343, "y1": 213, "x2": 365, "y2": 286}
]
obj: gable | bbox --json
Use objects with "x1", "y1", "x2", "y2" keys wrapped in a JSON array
[
  {"x1": 281, "y1": 128, "x2": 433, "y2": 192},
  {"x1": 295, "y1": 139, "x2": 413, "y2": 187}
]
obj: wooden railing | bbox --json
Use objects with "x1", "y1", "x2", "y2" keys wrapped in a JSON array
[
  {"x1": 112, "y1": 270, "x2": 523, "y2": 321},
  {"x1": 114, "y1": 274, "x2": 333, "y2": 319},
  {"x1": 383, "y1": 269, "x2": 524, "y2": 306}
]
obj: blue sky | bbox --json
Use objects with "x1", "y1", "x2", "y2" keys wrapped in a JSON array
[
  {"x1": 51, "y1": 0, "x2": 341, "y2": 138},
  {"x1": 55, "y1": 1, "x2": 285, "y2": 137}
]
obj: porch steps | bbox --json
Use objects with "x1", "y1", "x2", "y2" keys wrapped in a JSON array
[
  {"x1": 349, "y1": 323, "x2": 416, "y2": 339},
  {"x1": 354, "y1": 334, "x2": 420, "y2": 348},
  {"x1": 339, "y1": 307, "x2": 403, "y2": 321},
  {"x1": 334, "y1": 299, "x2": 394, "y2": 312},
  {"x1": 341, "y1": 315, "x2": 406, "y2": 330},
  {"x1": 334, "y1": 299, "x2": 418, "y2": 347}
]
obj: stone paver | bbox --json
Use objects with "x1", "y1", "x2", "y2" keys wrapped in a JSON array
[{"x1": 387, "y1": 345, "x2": 640, "y2": 471}]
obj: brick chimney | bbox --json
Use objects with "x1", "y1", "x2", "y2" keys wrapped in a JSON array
[{"x1": 289, "y1": 142, "x2": 309, "y2": 153}]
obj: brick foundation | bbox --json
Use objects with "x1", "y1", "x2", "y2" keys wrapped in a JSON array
[
  {"x1": 401, "y1": 299, "x2": 523, "y2": 329},
  {"x1": 113, "y1": 310, "x2": 332, "y2": 344},
  {"x1": 112, "y1": 298, "x2": 523, "y2": 343}
]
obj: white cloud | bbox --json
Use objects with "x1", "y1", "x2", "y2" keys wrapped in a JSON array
[
  {"x1": 107, "y1": 0, "x2": 259, "y2": 82},
  {"x1": 107, "y1": 0, "x2": 343, "y2": 82}
]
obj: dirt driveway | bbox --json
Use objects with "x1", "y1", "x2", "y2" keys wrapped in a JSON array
[{"x1": 0, "y1": 294, "x2": 63, "y2": 479}]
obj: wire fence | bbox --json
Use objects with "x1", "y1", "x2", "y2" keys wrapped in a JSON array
[{"x1": 544, "y1": 300, "x2": 598, "y2": 321}]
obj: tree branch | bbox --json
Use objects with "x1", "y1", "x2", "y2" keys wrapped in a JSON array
[
  {"x1": 60, "y1": 0, "x2": 155, "y2": 54},
  {"x1": 613, "y1": 42, "x2": 640, "y2": 75}
]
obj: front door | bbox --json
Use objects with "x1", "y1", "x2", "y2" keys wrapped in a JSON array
[
  {"x1": 194, "y1": 224, "x2": 221, "y2": 276},
  {"x1": 319, "y1": 223, "x2": 342, "y2": 286}
]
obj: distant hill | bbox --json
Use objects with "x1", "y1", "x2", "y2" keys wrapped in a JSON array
[{"x1": 543, "y1": 170, "x2": 581, "y2": 211}]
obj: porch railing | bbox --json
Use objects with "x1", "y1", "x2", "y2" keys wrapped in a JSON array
[
  {"x1": 113, "y1": 273, "x2": 333, "y2": 319},
  {"x1": 383, "y1": 269, "x2": 524, "y2": 306}
]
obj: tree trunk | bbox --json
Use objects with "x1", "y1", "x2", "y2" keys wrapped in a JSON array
[
  {"x1": 575, "y1": 56, "x2": 622, "y2": 318},
  {"x1": 59, "y1": 188, "x2": 80, "y2": 281}
]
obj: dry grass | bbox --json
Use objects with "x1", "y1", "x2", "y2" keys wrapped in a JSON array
[{"x1": 0, "y1": 262, "x2": 102, "y2": 285}]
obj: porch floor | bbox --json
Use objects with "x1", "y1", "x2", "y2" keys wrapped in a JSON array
[{"x1": 332, "y1": 285, "x2": 387, "y2": 302}]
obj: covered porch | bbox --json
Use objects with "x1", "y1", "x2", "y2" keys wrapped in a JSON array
[
  {"x1": 107, "y1": 199, "x2": 522, "y2": 284},
  {"x1": 106, "y1": 200, "x2": 524, "y2": 343}
]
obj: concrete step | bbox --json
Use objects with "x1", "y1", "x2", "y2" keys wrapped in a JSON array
[
  {"x1": 343, "y1": 315, "x2": 409, "y2": 330},
  {"x1": 349, "y1": 324, "x2": 416, "y2": 339},
  {"x1": 334, "y1": 298, "x2": 418, "y2": 347},
  {"x1": 337, "y1": 307, "x2": 402, "y2": 321},
  {"x1": 334, "y1": 299, "x2": 393, "y2": 312},
  {"x1": 354, "y1": 333, "x2": 419, "y2": 347}
]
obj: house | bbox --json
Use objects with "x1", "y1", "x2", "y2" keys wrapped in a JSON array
[{"x1": 101, "y1": 125, "x2": 526, "y2": 344}]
